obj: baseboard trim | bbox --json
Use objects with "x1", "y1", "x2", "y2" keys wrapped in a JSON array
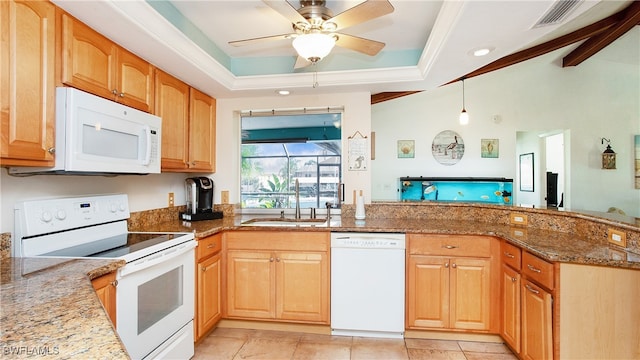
[
  {"x1": 404, "y1": 330, "x2": 504, "y2": 343},
  {"x1": 217, "y1": 319, "x2": 331, "y2": 335}
]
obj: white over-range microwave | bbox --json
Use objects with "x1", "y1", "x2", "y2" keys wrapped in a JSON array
[{"x1": 11, "y1": 87, "x2": 161, "y2": 175}]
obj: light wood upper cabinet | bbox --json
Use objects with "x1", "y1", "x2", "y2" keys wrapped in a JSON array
[
  {"x1": 224, "y1": 231, "x2": 329, "y2": 324},
  {"x1": 1, "y1": 0, "x2": 56, "y2": 166},
  {"x1": 155, "y1": 70, "x2": 215, "y2": 172},
  {"x1": 91, "y1": 272, "x2": 117, "y2": 326},
  {"x1": 60, "y1": 13, "x2": 153, "y2": 112}
]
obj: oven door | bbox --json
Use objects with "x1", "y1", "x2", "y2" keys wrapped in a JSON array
[{"x1": 116, "y1": 240, "x2": 195, "y2": 359}]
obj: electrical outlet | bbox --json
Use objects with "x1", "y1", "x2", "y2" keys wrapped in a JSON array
[
  {"x1": 607, "y1": 228, "x2": 626, "y2": 247},
  {"x1": 221, "y1": 190, "x2": 229, "y2": 204},
  {"x1": 168, "y1": 192, "x2": 174, "y2": 207},
  {"x1": 510, "y1": 213, "x2": 528, "y2": 226}
]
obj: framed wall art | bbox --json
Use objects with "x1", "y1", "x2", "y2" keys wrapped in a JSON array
[
  {"x1": 432, "y1": 130, "x2": 464, "y2": 166},
  {"x1": 397, "y1": 140, "x2": 415, "y2": 158},
  {"x1": 481, "y1": 139, "x2": 499, "y2": 158},
  {"x1": 519, "y1": 152, "x2": 534, "y2": 192}
]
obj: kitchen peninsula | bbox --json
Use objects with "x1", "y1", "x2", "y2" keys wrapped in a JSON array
[{"x1": 2, "y1": 203, "x2": 639, "y2": 359}]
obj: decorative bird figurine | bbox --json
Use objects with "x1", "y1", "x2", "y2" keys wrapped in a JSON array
[{"x1": 444, "y1": 136, "x2": 458, "y2": 155}]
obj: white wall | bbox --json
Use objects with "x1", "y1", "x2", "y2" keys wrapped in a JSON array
[{"x1": 372, "y1": 30, "x2": 640, "y2": 217}]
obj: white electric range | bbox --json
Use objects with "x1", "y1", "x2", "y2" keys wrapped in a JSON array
[{"x1": 14, "y1": 194, "x2": 196, "y2": 360}]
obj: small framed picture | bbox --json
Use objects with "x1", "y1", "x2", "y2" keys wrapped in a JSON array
[
  {"x1": 481, "y1": 139, "x2": 499, "y2": 158},
  {"x1": 397, "y1": 140, "x2": 415, "y2": 158}
]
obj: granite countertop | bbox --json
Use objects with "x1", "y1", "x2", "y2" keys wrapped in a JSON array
[
  {"x1": 1, "y1": 257, "x2": 128, "y2": 359},
  {"x1": 135, "y1": 215, "x2": 640, "y2": 270}
]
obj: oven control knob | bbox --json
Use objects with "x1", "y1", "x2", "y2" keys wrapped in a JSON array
[
  {"x1": 110, "y1": 203, "x2": 118, "y2": 213},
  {"x1": 40, "y1": 211, "x2": 53, "y2": 223},
  {"x1": 119, "y1": 203, "x2": 126, "y2": 212},
  {"x1": 55, "y1": 209, "x2": 67, "y2": 220}
]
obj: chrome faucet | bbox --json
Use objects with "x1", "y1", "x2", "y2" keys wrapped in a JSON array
[{"x1": 295, "y1": 179, "x2": 301, "y2": 219}]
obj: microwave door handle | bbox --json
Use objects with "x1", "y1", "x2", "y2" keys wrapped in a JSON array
[{"x1": 142, "y1": 125, "x2": 151, "y2": 165}]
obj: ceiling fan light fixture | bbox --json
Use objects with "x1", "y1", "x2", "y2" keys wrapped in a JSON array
[{"x1": 292, "y1": 33, "x2": 336, "y2": 62}]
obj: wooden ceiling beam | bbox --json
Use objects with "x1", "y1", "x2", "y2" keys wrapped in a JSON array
[
  {"x1": 563, "y1": 1, "x2": 640, "y2": 67},
  {"x1": 371, "y1": 91, "x2": 421, "y2": 104}
]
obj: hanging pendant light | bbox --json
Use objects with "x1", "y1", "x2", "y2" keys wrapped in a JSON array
[{"x1": 459, "y1": 78, "x2": 469, "y2": 125}]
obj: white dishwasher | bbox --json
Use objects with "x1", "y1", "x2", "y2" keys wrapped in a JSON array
[{"x1": 330, "y1": 232, "x2": 405, "y2": 339}]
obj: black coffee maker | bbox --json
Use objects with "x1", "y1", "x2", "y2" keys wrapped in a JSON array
[{"x1": 180, "y1": 177, "x2": 222, "y2": 221}]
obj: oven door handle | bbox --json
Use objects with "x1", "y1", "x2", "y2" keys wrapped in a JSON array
[{"x1": 118, "y1": 240, "x2": 196, "y2": 278}]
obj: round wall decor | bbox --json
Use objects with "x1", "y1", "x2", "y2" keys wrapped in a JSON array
[{"x1": 432, "y1": 130, "x2": 464, "y2": 165}]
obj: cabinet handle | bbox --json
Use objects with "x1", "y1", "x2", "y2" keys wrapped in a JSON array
[
  {"x1": 504, "y1": 252, "x2": 515, "y2": 259},
  {"x1": 111, "y1": 280, "x2": 118, "y2": 287},
  {"x1": 452, "y1": 263, "x2": 457, "y2": 268},
  {"x1": 527, "y1": 264, "x2": 542, "y2": 273},
  {"x1": 443, "y1": 245, "x2": 458, "y2": 249},
  {"x1": 525, "y1": 284, "x2": 540, "y2": 294},
  {"x1": 444, "y1": 262, "x2": 449, "y2": 268},
  {"x1": 47, "y1": 147, "x2": 55, "y2": 154},
  {"x1": 207, "y1": 243, "x2": 216, "y2": 249}
]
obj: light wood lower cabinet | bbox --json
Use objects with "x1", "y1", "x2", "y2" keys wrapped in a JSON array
[
  {"x1": 521, "y1": 280, "x2": 553, "y2": 360},
  {"x1": 407, "y1": 234, "x2": 498, "y2": 333},
  {"x1": 1, "y1": 0, "x2": 56, "y2": 167},
  {"x1": 224, "y1": 231, "x2": 329, "y2": 324},
  {"x1": 91, "y1": 272, "x2": 117, "y2": 326},
  {"x1": 195, "y1": 233, "x2": 222, "y2": 341},
  {"x1": 501, "y1": 264, "x2": 521, "y2": 353}
]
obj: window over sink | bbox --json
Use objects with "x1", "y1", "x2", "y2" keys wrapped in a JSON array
[{"x1": 240, "y1": 109, "x2": 342, "y2": 210}]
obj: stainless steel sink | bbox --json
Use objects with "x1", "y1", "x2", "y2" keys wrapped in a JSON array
[{"x1": 240, "y1": 217, "x2": 328, "y2": 227}]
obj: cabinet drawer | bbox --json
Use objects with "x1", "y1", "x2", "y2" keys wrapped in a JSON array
[
  {"x1": 501, "y1": 241, "x2": 522, "y2": 270},
  {"x1": 225, "y1": 231, "x2": 329, "y2": 252},
  {"x1": 522, "y1": 252, "x2": 554, "y2": 290},
  {"x1": 197, "y1": 233, "x2": 222, "y2": 260},
  {"x1": 409, "y1": 234, "x2": 491, "y2": 258}
]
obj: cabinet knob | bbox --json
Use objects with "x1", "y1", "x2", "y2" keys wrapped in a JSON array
[
  {"x1": 511, "y1": 277, "x2": 517, "y2": 283},
  {"x1": 111, "y1": 89, "x2": 118, "y2": 95},
  {"x1": 47, "y1": 147, "x2": 55, "y2": 154},
  {"x1": 119, "y1": 92, "x2": 124, "y2": 98},
  {"x1": 270, "y1": 257, "x2": 275, "y2": 262},
  {"x1": 276, "y1": 257, "x2": 281, "y2": 262},
  {"x1": 202, "y1": 266, "x2": 207, "y2": 271},
  {"x1": 452, "y1": 263, "x2": 457, "y2": 268},
  {"x1": 444, "y1": 262, "x2": 449, "y2": 268},
  {"x1": 111, "y1": 280, "x2": 118, "y2": 287}
]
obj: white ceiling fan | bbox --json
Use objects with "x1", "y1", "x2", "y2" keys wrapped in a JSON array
[{"x1": 229, "y1": 0, "x2": 394, "y2": 68}]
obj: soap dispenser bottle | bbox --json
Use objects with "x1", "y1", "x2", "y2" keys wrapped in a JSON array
[{"x1": 355, "y1": 190, "x2": 366, "y2": 220}]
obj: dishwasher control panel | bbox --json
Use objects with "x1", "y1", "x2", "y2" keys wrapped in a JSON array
[{"x1": 330, "y1": 233, "x2": 405, "y2": 249}]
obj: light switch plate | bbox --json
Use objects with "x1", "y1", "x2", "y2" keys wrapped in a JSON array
[
  {"x1": 608, "y1": 228, "x2": 627, "y2": 247},
  {"x1": 510, "y1": 213, "x2": 528, "y2": 226},
  {"x1": 168, "y1": 192, "x2": 174, "y2": 207}
]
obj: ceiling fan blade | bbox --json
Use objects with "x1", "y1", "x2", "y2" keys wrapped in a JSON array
[
  {"x1": 294, "y1": 56, "x2": 311, "y2": 69},
  {"x1": 335, "y1": 33, "x2": 385, "y2": 56},
  {"x1": 327, "y1": 0, "x2": 394, "y2": 31},
  {"x1": 263, "y1": 0, "x2": 309, "y2": 27},
  {"x1": 229, "y1": 33, "x2": 294, "y2": 47}
]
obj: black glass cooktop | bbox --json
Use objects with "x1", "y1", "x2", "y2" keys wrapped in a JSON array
[{"x1": 42, "y1": 233, "x2": 183, "y2": 259}]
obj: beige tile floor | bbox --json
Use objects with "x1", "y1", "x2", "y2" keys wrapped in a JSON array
[{"x1": 194, "y1": 328, "x2": 518, "y2": 360}]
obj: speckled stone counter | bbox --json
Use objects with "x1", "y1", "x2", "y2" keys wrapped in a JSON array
[
  {"x1": 130, "y1": 202, "x2": 640, "y2": 270},
  {"x1": 1, "y1": 257, "x2": 127, "y2": 359}
]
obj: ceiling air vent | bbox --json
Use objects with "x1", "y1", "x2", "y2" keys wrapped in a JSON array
[{"x1": 533, "y1": 0, "x2": 582, "y2": 27}]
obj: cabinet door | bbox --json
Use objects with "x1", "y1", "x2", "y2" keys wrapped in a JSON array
[
  {"x1": 116, "y1": 49, "x2": 153, "y2": 112},
  {"x1": 1, "y1": 0, "x2": 55, "y2": 166},
  {"x1": 188, "y1": 87, "x2": 215, "y2": 172},
  {"x1": 521, "y1": 280, "x2": 553, "y2": 360},
  {"x1": 61, "y1": 13, "x2": 117, "y2": 99},
  {"x1": 501, "y1": 264, "x2": 521, "y2": 353},
  {"x1": 91, "y1": 272, "x2": 117, "y2": 326},
  {"x1": 407, "y1": 255, "x2": 449, "y2": 329},
  {"x1": 276, "y1": 251, "x2": 328, "y2": 323},
  {"x1": 450, "y1": 257, "x2": 491, "y2": 330},
  {"x1": 226, "y1": 250, "x2": 275, "y2": 319},
  {"x1": 196, "y1": 253, "x2": 221, "y2": 340},
  {"x1": 155, "y1": 70, "x2": 189, "y2": 170}
]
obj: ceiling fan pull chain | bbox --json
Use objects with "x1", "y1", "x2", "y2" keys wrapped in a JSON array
[{"x1": 313, "y1": 64, "x2": 319, "y2": 88}]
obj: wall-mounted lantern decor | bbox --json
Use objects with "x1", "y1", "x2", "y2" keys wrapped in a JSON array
[{"x1": 601, "y1": 138, "x2": 616, "y2": 169}]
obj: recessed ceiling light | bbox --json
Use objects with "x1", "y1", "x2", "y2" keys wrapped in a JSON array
[
  {"x1": 277, "y1": 90, "x2": 290, "y2": 96},
  {"x1": 471, "y1": 47, "x2": 493, "y2": 57}
]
